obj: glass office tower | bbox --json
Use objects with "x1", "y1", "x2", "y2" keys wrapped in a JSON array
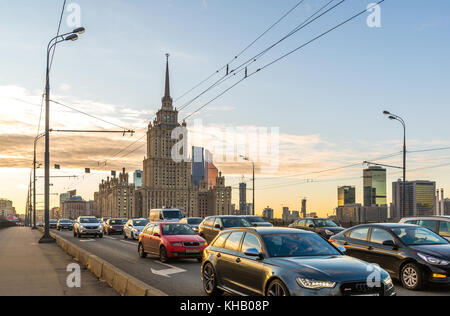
[
  {"x1": 363, "y1": 166, "x2": 387, "y2": 206},
  {"x1": 338, "y1": 186, "x2": 356, "y2": 207}
]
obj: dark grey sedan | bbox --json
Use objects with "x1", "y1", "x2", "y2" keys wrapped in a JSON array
[{"x1": 201, "y1": 227, "x2": 396, "y2": 296}]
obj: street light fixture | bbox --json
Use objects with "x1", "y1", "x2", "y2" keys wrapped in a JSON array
[
  {"x1": 383, "y1": 110, "x2": 406, "y2": 218},
  {"x1": 40, "y1": 27, "x2": 85, "y2": 244}
]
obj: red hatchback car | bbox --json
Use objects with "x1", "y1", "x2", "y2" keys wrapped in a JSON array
[{"x1": 138, "y1": 222, "x2": 207, "y2": 262}]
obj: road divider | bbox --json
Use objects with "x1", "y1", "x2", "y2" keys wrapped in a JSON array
[{"x1": 48, "y1": 231, "x2": 167, "y2": 296}]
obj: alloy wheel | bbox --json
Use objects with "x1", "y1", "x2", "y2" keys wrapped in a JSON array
[
  {"x1": 267, "y1": 281, "x2": 288, "y2": 296},
  {"x1": 203, "y1": 264, "x2": 216, "y2": 294},
  {"x1": 403, "y1": 267, "x2": 418, "y2": 288}
]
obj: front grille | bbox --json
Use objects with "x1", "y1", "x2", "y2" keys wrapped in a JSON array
[
  {"x1": 86, "y1": 226, "x2": 99, "y2": 230},
  {"x1": 183, "y1": 242, "x2": 200, "y2": 247},
  {"x1": 340, "y1": 282, "x2": 383, "y2": 296}
]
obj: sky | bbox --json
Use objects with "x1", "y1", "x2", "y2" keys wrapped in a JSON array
[{"x1": 0, "y1": 0, "x2": 449, "y2": 218}]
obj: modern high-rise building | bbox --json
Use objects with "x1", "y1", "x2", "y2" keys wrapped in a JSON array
[
  {"x1": 192, "y1": 146, "x2": 205, "y2": 187},
  {"x1": 133, "y1": 170, "x2": 143, "y2": 188},
  {"x1": 301, "y1": 199, "x2": 307, "y2": 218},
  {"x1": 263, "y1": 206, "x2": 274, "y2": 220},
  {"x1": 363, "y1": 166, "x2": 387, "y2": 206},
  {"x1": 239, "y1": 182, "x2": 247, "y2": 214},
  {"x1": 338, "y1": 186, "x2": 356, "y2": 207},
  {"x1": 391, "y1": 180, "x2": 436, "y2": 219}
]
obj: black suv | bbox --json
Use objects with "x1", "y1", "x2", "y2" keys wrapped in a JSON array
[
  {"x1": 198, "y1": 216, "x2": 252, "y2": 244},
  {"x1": 289, "y1": 218, "x2": 344, "y2": 239},
  {"x1": 57, "y1": 219, "x2": 73, "y2": 231}
]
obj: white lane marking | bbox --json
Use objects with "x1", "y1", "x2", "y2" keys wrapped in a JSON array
[
  {"x1": 105, "y1": 236, "x2": 116, "y2": 240},
  {"x1": 79, "y1": 239, "x2": 96, "y2": 242},
  {"x1": 150, "y1": 262, "x2": 187, "y2": 278}
]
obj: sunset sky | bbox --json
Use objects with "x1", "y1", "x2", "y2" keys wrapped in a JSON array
[{"x1": 1, "y1": 0, "x2": 449, "y2": 218}]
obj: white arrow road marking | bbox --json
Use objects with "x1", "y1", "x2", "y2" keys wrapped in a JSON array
[{"x1": 150, "y1": 262, "x2": 186, "y2": 278}]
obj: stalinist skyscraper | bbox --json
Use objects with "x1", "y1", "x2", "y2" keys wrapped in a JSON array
[{"x1": 141, "y1": 54, "x2": 198, "y2": 215}]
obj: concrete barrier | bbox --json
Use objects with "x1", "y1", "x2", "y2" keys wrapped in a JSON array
[
  {"x1": 52, "y1": 232, "x2": 168, "y2": 296},
  {"x1": 88, "y1": 255, "x2": 104, "y2": 279},
  {"x1": 101, "y1": 262, "x2": 116, "y2": 288}
]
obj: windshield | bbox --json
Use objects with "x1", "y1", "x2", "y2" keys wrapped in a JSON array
[
  {"x1": 187, "y1": 218, "x2": 203, "y2": 225},
  {"x1": 49, "y1": 220, "x2": 57, "y2": 223},
  {"x1": 133, "y1": 219, "x2": 149, "y2": 226},
  {"x1": 263, "y1": 233, "x2": 341, "y2": 257},
  {"x1": 314, "y1": 219, "x2": 338, "y2": 228},
  {"x1": 163, "y1": 210, "x2": 182, "y2": 219},
  {"x1": 222, "y1": 217, "x2": 252, "y2": 228},
  {"x1": 392, "y1": 227, "x2": 449, "y2": 246},
  {"x1": 110, "y1": 219, "x2": 126, "y2": 225},
  {"x1": 162, "y1": 224, "x2": 196, "y2": 236},
  {"x1": 59, "y1": 220, "x2": 71, "y2": 224},
  {"x1": 246, "y1": 217, "x2": 266, "y2": 223},
  {"x1": 80, "y1": 218, "x2": 99, "y2": 224}
]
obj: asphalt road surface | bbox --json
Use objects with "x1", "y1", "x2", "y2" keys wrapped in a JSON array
[{"x1": 52, "y1": 229, "x2": 450, "y2": 296}]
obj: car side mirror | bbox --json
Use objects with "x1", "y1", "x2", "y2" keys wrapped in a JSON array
[
  {"x1": 244, "y1": 248, "x2": 264, "y2": 260},
  {"x1": 214, "y1": 224, "x2": 222, "y2": 230},
  {"x1": 309, "y1": 224, "x2": 315, "y2": 228}
]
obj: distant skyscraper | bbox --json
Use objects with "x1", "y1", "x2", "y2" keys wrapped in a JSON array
[
  {"x1": 239, "y1": 183, "x2": 247, "y2": 214},
  {"x1": 338, "y1": 186, "x2": 356, "y2": 207},
  {"x1": 392, "y1": 180, "x2": 436, "y2": 218},
  {"x1": 192, "y1": 146, "x2": 205, "y2": 187},
  {"x1": 301, "y1": 199, "x2": 307, "y2": 218},
  {"x1": 282, "y1": 207, "x2": 290, "y2": 221},
  {"x1": 263, "y1": 206, "x2": 274, "y2": 220},
  {"x1": 363, "y1": 166, "x2": 387, "y2": 206},
  {"x1": 133, "y1": 170, "x2": 143, "y2": 188}
]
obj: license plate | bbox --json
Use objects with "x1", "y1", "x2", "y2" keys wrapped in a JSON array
[{"x1": 185, "y1": 249, "x2": 201, "y2": 254}]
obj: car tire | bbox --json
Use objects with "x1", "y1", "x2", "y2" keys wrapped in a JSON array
[
  {"x1": 98, "y1": 234, "x2": 103, "y2": 238},
  {"x1": 73, "y1": 230, "x2": 77, "y2": 237},
  {"x1": 159, "y1": 246, "x2": 169, "y2": 263},
  {"x1": 401, "y1": 263, "x2": 424, "y2": 291},
  {"x1": 266, "y1": 279, "x2": 290, "y2": 296},
  {"x1": 202, "y1": 263, "x2": 223, "y2": 296},
  {"x1": 138, "y1": 243, "x2": 147, "y2": 258}
]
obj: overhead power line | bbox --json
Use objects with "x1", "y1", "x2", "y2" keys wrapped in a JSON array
[{"x1": 182, "y1": 0, "x2": 385, "y2": 121}]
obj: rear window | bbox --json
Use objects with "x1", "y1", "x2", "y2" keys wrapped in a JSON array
[
  {"x1": 417, "y1": 220, "x2": 437, "y2": 232},
  {"x1": 212, "y1": 233, "x2": 230, "y2": 248},
  {"x1": 222, "y1": 217, "x2": 251, "y2": 228},
  {"x1": 224, "y1": 232, "x2": 244, "y2": 252},
  {"x1": 348, "y1": 227, "x2": 369, "y2": 241}
]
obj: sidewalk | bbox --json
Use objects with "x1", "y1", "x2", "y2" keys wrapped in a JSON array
[{"x1": 0, "y1": 227, "x2": 117, "y2": 296}]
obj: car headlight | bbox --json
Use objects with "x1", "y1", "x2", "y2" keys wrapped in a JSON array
[
  {"x1": 296, "y1": 278, "x2": 336, "y2": 289},
  {"x1": 171, "y1": 242, "x2": 183, "y2": 247},
  {"x1": 418, "y1": 253, "x2": 450, "y2": 266},
  {"x1": 79, "y1": 225, "x2": 85, "y2": 229},
  {"x1": 383, "y1": 275, "x2": 393, "y2": 288},
  {"x1": 325, "y1": 229, "x2": 334, "y2": 235},
  {"x1": 199, "y1": 242, "x2": 207, "y2": 247}
]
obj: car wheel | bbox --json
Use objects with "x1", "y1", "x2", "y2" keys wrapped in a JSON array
[
  {"x1": 266, "y1": 279, "x2": 290, "y2": 296},
  {"x1": 98, "y1": 234, "x2": 103, "y2": 238},
  {"x1": 401, "y1": 263, "x2": 423, "y2": 291},
  {"x1": 73, "y1": 230, "x2": 76, "y2": 237},
  {"x1": 202, "y1": 263, "x2": 223, "y2": 296},
  {"x1": 159, "y1": 246, "x2": 169, "y2": 263},
  {"x1": 138, "y1": 243, "x2": 147, "y2": 258}
]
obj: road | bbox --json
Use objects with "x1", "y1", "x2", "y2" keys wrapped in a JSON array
[{"x1": 52, "y1": 229, "x2": 450, "y2": 296}]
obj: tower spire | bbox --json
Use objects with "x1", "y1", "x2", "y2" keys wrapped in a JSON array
[{"x1": 161, "y1": 53, "x2": 173, "y2": 108}]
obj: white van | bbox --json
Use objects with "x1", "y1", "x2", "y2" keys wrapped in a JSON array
[{"x1": 149, "y1": 208, "x2": 183, "y2": 223}]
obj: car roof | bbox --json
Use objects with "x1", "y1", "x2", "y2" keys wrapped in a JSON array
[
  {"x1": 221, "y1": 227, "x2": 316, "y2": 235},
  {"x1": 349, "y1": 223, "x2": 419, "y2": 229},
  {"x1": 400, "y1": 216, "x2": 450, "y2": 221}
]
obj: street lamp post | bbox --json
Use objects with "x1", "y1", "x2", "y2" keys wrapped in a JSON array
[
  {"x1": 32, "y1": 133, "x2": 45, "y2": 230},
  {"x1": 383, "y1": 111, "x2": 406, "y2": 218},
  {"x1": 40, "y1": 27, "x2": 85, "y2": 243},
  {"x1": 240, "y1": 155, "x2": 255, "y2": 215}
]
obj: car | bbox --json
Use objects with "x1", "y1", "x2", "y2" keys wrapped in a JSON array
[
  {"x1": 138, "y1": 222, "x2": 207, "y2": 262},
  {"x1": 73, "y1": 216, "x2": 103, "y2": 238},
  {"x1": 104, "y1": 218, "x2": 127, "y2": 235},
  {"x1": 57, "y1": 219, "x2": 73, "y2": 231},
  {"x1": 330, "y1": 223, "x2": 450, "y2": 290},
  {"x1": 123, "y1": 218, "x2": 149, "y2": 240},
  {"x1": 241, "y1": 216, "x2": 273, "y2": 227},
  {"x1": 201, "y1": 227, "x2": 395, "y2": 296},
  {"x1": 48, "y1": 219, "x2": 58, "y2": 229},
  {"x1": 399, "y1": 216, "x2": 450, "y2": 241},
  {"x1": 149, "y1": 208, "x2": 183, "y2": 223},
  {"x1": 288, "y1": 218, "x2": 344, "y2": 239},
  {"x1": 179, "y1": 217, "x2": 203, "y2": 233},
  {"x1": 198, "y1": 216, "x2": 252, "y2": 244}
]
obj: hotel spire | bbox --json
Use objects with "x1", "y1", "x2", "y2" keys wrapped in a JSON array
[{"x1": 161, "y1": 53, "x2": 173, "y2": 108}]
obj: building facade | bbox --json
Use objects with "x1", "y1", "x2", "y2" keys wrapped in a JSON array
[
  {"x1": 94, "y1": 168, "x2": 136, "y2": 219},
  {"x1": 338, "y1": 186, "x2": 356, "y2": 207},
  {"x1": 263, "y1": 206, "x2": 274, "y2": 220},
  {"x1": 61, "y1": 197, "x2": 94, "y2": 219},
  {"x1": 363, "y1": 166, "x2": 387, "y2": 206},
  {"x1": 336, "y1": 204, "x2": 388, "y2": 227},
  {"x1": 239, "y1": 183, "x2": 247, "y2": 214},
  {"x1": 134, "y1": 170, "x2": 143, "y2": 188},
  {"x1": 391, "y1": 180, "x2": 436, "y2": 219},
  {"x1": 0, "y1": 199, "x2": 13, "y2": 218}
]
